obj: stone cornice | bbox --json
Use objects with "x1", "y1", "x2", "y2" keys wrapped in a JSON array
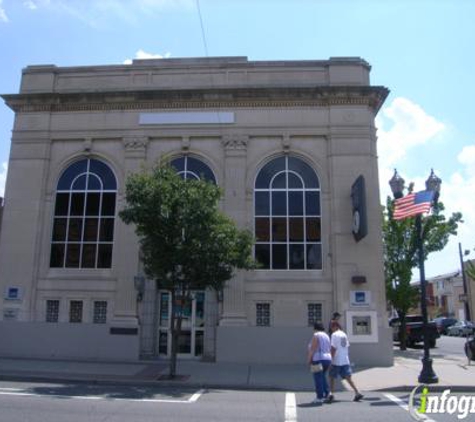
[{"x1": 2, "y1": 86, "x2": 389, "y2": 114}]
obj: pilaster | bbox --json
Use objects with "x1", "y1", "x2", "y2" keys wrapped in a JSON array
[
  {"x1": 219, "y1": 134, "x2": 249, "y2": 326},
  {"x1": 111, "y1": 136, "x2": 149, "y2": 325}
]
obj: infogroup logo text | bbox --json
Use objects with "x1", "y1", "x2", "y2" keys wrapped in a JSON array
[{"x1": 409, "y1": 385, "x2": 475, "y2": 420}]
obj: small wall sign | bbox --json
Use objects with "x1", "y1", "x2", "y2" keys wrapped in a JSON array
[
  {"x1": 4, "y1": 287, "x2": 22, "y2": 301},
  {"x1": 350, "y1": 290, "x2": 371, "y2": 307}
]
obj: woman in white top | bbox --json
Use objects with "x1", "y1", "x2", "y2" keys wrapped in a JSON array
[{"x1": 307, "y1": 321, "x2": 332, "y2": 404}]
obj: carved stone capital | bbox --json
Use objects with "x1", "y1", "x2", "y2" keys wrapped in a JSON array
[{"x1": 221, "y1": 134, "x2": 249, "y2": 151}]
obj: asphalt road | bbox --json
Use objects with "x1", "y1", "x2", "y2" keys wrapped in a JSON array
[
  {"x1": 434, "y1": 334, "x2": 472, "y2": 356},
  {"x1": 0, "y1": 336, "x2": 472, "y2": 422},
  {"x1": 394, "y1": 333, "x2": 470, "y2": 358},
  {"x1": 0, "y1": 381, "x2": 472, "y2": 422}
]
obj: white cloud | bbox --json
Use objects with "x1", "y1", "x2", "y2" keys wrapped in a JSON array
[
  {"x1": 123, "y1": 49, "x2": 171, "y2": 65},
  {"x1": 458, "y1": 145, "x2": 475, "y2": 174},
  {"x1": 376, "y1": 97, "x2": 445, "y2": 169},
  {"x1": 23, "y1": 0, "x2": 39, "y2": 10},
  {"x1": 0, "y1": 0, "x2": 9, "y2": 22},
  {"x1": 0, "y1": 162, "x2": 8, "y2": 197},
  {"x1": 377, "y1": 97, "x2": 446, "y2": 201},
  {"x1": 446, "y1": 143, "x2": 475, "y2": 236},
  {"x1": 424, "y1": 145, "x2": 475, "y2": 277}
]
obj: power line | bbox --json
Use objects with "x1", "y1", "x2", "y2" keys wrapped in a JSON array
[{"x1": 196, "y1": 0, "x2": 209, "y2": 58}]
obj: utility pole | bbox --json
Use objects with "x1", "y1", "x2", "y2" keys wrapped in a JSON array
[{"x1": 459, "y1": 242, "x2": 471, "y2": 322}]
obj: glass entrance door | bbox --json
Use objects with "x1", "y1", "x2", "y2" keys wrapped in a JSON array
[{"x1": 158, "y1": 291, "x2": 205, "y2": 358}]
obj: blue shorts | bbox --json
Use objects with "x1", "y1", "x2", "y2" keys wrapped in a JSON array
[{"x1": 329, "y1": 364, "x2": 352, "y2": 379}]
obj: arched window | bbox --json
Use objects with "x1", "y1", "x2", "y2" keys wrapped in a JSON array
[
  {"x1": 50, "y1": 158, "x2": 117, "y2": 269},
  {"x1": 170, "y1": 156, "x2": 216, "y2": 184},
  {"x1": 254, "y1": 156, "x2": 322, "y2": 270}
]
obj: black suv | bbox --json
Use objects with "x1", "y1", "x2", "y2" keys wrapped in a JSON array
[
  {"x1": 432, "y1": 317, "x2": 458, "y2": 335},
  {"x1": 389, "y1": 315, "x2": 440, "y2": 348}
]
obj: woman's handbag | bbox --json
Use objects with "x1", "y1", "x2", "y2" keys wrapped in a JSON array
[{"x1": 310, "y1": 363, "x2": 323, "y2": 373}]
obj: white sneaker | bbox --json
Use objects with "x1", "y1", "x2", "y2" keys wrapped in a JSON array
[{"x1": 312, "y1": 398, "x2": 322, "y2": 404}]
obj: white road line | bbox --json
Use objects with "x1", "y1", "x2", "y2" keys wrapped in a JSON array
[
  {"x1": 0, "y1": 388, "x2": 204, "y2": 404},
  {"x1": 384, "y1": 393, "x2": 437, "y2": 422},
  {"x1": 285, "y1": 392, "x2": 297, "y2": 422},
  {"x1": 0, "y1": 391, "x2": 39, "y2": 397},
  {"x1": 188, "y1": 389, "x2": 205, "y2": 403}
]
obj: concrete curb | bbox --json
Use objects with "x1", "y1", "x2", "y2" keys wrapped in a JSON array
[
  {"x1": 1, "y1": 372, "x2": 474, "y2": 394},
  {"x1": 0, "y1": 372, "x2": 311, "y2": 391}
]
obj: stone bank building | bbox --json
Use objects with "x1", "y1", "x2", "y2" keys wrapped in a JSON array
[{"x1": 0, "y1": 56, "x2": 393, "y2": 366}]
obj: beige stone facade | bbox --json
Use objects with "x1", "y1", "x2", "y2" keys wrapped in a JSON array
[{"x1": 0, "y1": 56, "x2": 393, "y2": 366}]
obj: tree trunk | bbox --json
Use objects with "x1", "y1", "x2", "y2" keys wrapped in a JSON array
[
  {"x1": 399, "y1": 311, "x2": 407, "y2": 351},
  {"x1": 169, "y1": 289, "x2": 182, "y2": 378}
]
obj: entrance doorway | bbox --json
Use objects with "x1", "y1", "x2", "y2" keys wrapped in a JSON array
[{"x1": 157, "y1": 291, "x2": 205, "y2": 358}]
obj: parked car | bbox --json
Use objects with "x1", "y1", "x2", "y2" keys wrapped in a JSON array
[
  {"x1": 389, "y1": 315, "x2": 439, "y2": 348},
  {"x1": 431, "y1": 317, "x2": 458, "y2": 335},
  {"x1": 447, "y1": 321, "x2": 475, "y2": 337}
]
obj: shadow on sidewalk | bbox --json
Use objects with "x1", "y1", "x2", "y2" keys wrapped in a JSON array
[{"x1": 5, "y1": 383, "x2": 199, "y2": 400}]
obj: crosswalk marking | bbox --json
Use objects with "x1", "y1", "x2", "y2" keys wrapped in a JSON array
[
  {"x1": 384, "y1": 393, "x2": 437, "y2": 422},
  {"x1": 285, "y1": 392, "x2": 297, "y2": 422}
]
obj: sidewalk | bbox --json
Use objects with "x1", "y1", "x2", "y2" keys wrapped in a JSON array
[{"x1": 0, "y1": 349, "x2": 473, "y2": 392}]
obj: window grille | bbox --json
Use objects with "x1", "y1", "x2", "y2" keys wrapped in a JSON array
[
  {"x1": 93, "y1": 301, "x2": 107, "y2": 324},
  {"x1": 46, "y1": 300, "x2": 59, "y2": 323},
  {"x1": 256, "y1": 303, "x2": 271, "y2": 326}
]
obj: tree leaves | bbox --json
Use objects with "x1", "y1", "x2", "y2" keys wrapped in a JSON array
[
  {"x1": 119, "y1": 163, "x2": 255, "y2": 376},
  {"x1": 120, "y1": 164, "x2": 254, "y2": 292},
  {"x1": 383, "y1": 193, "x2": 462, "y2": 346}
]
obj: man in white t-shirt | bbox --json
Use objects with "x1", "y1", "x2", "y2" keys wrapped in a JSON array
[{"x1": 324, "y1": 320, "x2": 364, "y2": 404}]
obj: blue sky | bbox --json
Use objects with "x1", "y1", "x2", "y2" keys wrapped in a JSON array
[{"x1": 0, "y1": 0, "x2": 474, "y2": 278}]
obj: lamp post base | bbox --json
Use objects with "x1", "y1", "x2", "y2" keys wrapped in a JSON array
[{"x1": 418, "y1": 357, "x2": 439, "y2": 384}]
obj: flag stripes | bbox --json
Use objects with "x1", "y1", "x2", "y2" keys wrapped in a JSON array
[{"x1": 393, "y1": 190, "x2": 434, "y2": 220}]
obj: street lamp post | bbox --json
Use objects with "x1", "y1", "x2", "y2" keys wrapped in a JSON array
[
  {"x1": 389, "y1": 169, "x2": 441, "y2": 384},
  {"x1": 458, "y1": 243, "x2": 471, "y2": 322}
]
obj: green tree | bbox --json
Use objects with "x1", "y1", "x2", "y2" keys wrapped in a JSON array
[
  {"x1": 383, "y1": 192, "x2": 462, "y2": 350},
  {"x1": 119, "y1": 164, "x2": 254, "y2": 377},
  {"x1": 466, "y1": 259, "x2": 475, "y2": 281}
]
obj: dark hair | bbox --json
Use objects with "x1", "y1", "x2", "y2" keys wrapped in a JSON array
[
  {"x1": 313, "y1": 322, "x2": 325, "y2": 332},
  {"x1": 332, "y1": 312, "x2": 341, "y2": 319},
  {"x1": 330, "y1": 320, "x2": 341, "y2": 331}
]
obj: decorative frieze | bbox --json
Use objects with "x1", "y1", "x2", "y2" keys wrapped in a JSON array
[
  {"x1": 123, "y1": 136, "x2": 148, "y2": 151},
  {"x1": 221, "y1": 134, "x2": 249, "y2": 151}
]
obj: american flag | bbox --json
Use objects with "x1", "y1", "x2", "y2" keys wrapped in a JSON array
[{"x1": 393, "y1": 190, "x2": 435, "y2": 220}]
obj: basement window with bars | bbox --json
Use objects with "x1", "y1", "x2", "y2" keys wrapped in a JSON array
[
  {"x1": 46, "y1": 299, "x2": 60, "y2": 323},
  {"x1": 256, "y1": 303, "x2": 271, "y2": 327},
  {"x1": 69, "y1": 300, "x2": 83, "y2": 323},
  {"x1": 307, "y1": 303, "x2": 323, "y2": 326},
  {"x1": 93, "y1": 301, "x2": 107, "y2": 324}
]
